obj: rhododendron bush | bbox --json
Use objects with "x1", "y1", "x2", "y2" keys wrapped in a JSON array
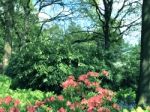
[
  {"x1": 0, "y1": 71, "x2": 122, "y2": 112},
  {"x1": 0, "y1": 96, "x2": 20, "y2": 112}
]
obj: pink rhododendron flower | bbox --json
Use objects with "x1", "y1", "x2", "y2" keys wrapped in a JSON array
[
  {"x1": 4, "y1": 96, "x2": 12, "y2": 104},
  {"x1": 14, "y1": 99, "x2": 20, "y2": 107},
  {"x1": 96, "y1": 87, "x2": 109, "y2": 95},
  {"x1": 90, "y1": 82, "x2": 100, "y2": 87},
  {"x1": 69, "y1": 102, "x2": 80, "y2": 110},
  {"x1": 87, "y1": 107, "x2": 94, "y2": 112},
  {"x1": 48, "y1": 96, "x2": 55, "y2": 102},
  {"x1": 95, "y1": 87, "x2": 113, "y2": 101},
  {"x1": 9, "y1": 107, "x2": 20, "y2": 112},
  {"x1": 61, "y1": 78, "x2": 78, "y2": 89},
  {"x1": 69, "y1": 103, "x2": 76, "y2": 110},
  {"x1": 87, "y1": 95, "x2": 103, "y2": 108},
  {"x1": 96, "y1": 87, "x2": 106, "y2": 94},
  {"x1": 57, "y1": 107, "x2": 66, "y2": 112},
  {"x1": 78, "y1": 74, "x2": 88, "y2": 81},
  {"x1": 68, "y1": 75, "x2": 75, "y2": 80},
  {"x1": 67, "y1": 101, "x2": 80, "y2": 110},
  {"x1": 66, "y1": 101, "x2": 71, "y2": 106},
  {"x1": 81, "y1": 99, "x2": 88, "y2": 105},
  {"x1": 27, "y1": 106, "x2": 36, "y2": 112},
  {"x1": 0, "y1": 108, "x2": 5, "y2": 112},
  {"x1": 87, "y1": 71, "x2": 99, "y2": 77},
  {"x1": 57, "y1": 95, "x2": 64, "y2": 101},
  {"x1": 35, "y1": 100, "x2": 44, "y2": 107},
  {"x1": 102, "y1": 70, "x2": 109, "y2": 77},
  {"x1": 83, "y1": 79, "x2": 91, "y2": 87}
]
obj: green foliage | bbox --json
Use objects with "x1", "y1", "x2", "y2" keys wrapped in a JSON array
[
  {"x1": 5, "y1": 21, "x2": 140, "y2": 93},
  {"x1": 5, "y1": 25, "x2": 78, "y2": 92},
  {"x1": 0, "y1": 75, "x2": 54, "y2": 110},
  {"x1": 64, "y1": 23, "x2": 140, "y2": 91},
  {"x1": 110, "y1": 44, "x2": 140, "y2": 90},
  {"x1": 115, "y1": 88, "x2": 136, "y2": 105},
  {"x1": 0, "y1": 75, "x2": 11, "y2": 93}
]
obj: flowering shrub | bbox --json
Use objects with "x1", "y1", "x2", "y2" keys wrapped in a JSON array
[
  {"x1": 21, "y1": 71, "x2": 121, "y2": 112},
  {"x1": 59, "y1": 71, "x2": 117, "y2": 112},
  {"x1": 0, "y1": 96, "x2": 20, "y2": 112},
  {"x1": 0, "y1": 71, "x2": 124, "y2": 112}
]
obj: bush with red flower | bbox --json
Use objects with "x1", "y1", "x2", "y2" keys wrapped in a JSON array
[
  {"x1": 0, "y1": 71, "x2": 122, "y2": 112},
  {"x1": 24, "y1": 71, "x2": 121, "y2": 112},
  {"x1": 0, "y1": 96, "x2": 20, "y2": 112}
]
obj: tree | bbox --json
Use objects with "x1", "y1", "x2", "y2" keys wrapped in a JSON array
[
  {"x1": 136, "y1": 0, "x2": 150, "y2": 106},
  {"x1": 34, "y1": 0, "x2": 74, "y2": 34},
  {"x1": 70, "y1": 0, "x2": 141, "y2": 47},
  {"x1": 59, "y1": 1, "x2": 141, "y2": 90},
  {"x1": 65, "y1": 0, "x2": 141, "y2": 65},
  {"x1": 0, "y1": 0, "x2": 73, "y2": 73},
  {"x1": 0, "y1": 0, "x2": 15, "y2": 72}
]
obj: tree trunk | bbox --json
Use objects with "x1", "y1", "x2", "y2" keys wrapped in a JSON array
[
  {"x1": 103, "y1": 0, "x2": 113, "y2": 50},
  {"x1": 2, "y1": 42, "x2": 12, "y2": 72},
  {"x1": 136, "y1": 0, "x2": 150, "y2": 105},
  {"x1": 2, "y1": 0, "x2": 14, "y2": 73}
]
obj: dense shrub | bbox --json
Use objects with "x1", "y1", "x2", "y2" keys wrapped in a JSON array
[
  {"x1": 115, "y1": 88, "x2": 136, "y2": 110},
  {"x1": 0, "y1": 75, "x2": 54, "y2": 109},
  {"x1": 103, "y1": 45, "x2": 140, "y2": 91},
  {"x1": 0, "y1": 71, "x2": 120, "y2": 112},
  {"x1": 5, "y1": 37, "x2": 78, "y2": 92},
  {"x1": 19, "y1": 71, "x2": 120, "y2": 112}
]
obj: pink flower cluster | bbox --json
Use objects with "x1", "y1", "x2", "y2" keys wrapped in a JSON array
[
  {"x1": 59, "y1": 71, "x2": 117, "y2": 111},
  {"x1": 78, "y1": 72, "x2": 100, "y2": 88},
  {"x1": 61, "y1": 76, "x2": 78, "y2": 89},
  {"x1": 0, "y1": 96, "x2": 20, "y2": 112},
  {"x1": 61, "y1": 71, "x2": 100, "y2": 89}
]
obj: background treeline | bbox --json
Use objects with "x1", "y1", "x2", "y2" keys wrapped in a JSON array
[{"x1": 0, "y1": 0, "x2": 141, "y2": 94}]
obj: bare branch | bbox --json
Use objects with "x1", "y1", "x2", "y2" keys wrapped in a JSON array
[
  {"x1": 113, "y1": 0, "x2": 141, "y2": 22},
  {"x1": 92, "y1": 0, "x2": 104, "y2": 23},
  {"x1": 119, "y1": 21, "x2": 141, "y2": 36},
  {"x1": 68, "y1": 30, "x2": 103, "y2": 36},
  {"x1": 38, "y1": 0, "x2": 63, "y2": 12},
  {"x1": 113, "y1": 0, "x2": 127, "y2": 20},
  {"x1": 119, "y1": 17, "x2": 140, "y2": 28}
]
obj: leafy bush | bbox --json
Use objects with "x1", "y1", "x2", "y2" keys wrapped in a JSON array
[
  {"x1": 0, "y1": 75, "x2": 11, "y2": 93},
  {"x1": 0, "y1": 75, "x2": 54, "y2": 110},
  {"x1": 0, "y1": 96, "x2": 21, "y2": 112},
  {"x1": 103, "y1": 45, "x2": 140, "y2": 91},
  {"x1": 5, "y1": 36, "x2": 77, "y2": 92},
  {"x1": 115, "y1": 88, "x2": 136, "y2": 110}
]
